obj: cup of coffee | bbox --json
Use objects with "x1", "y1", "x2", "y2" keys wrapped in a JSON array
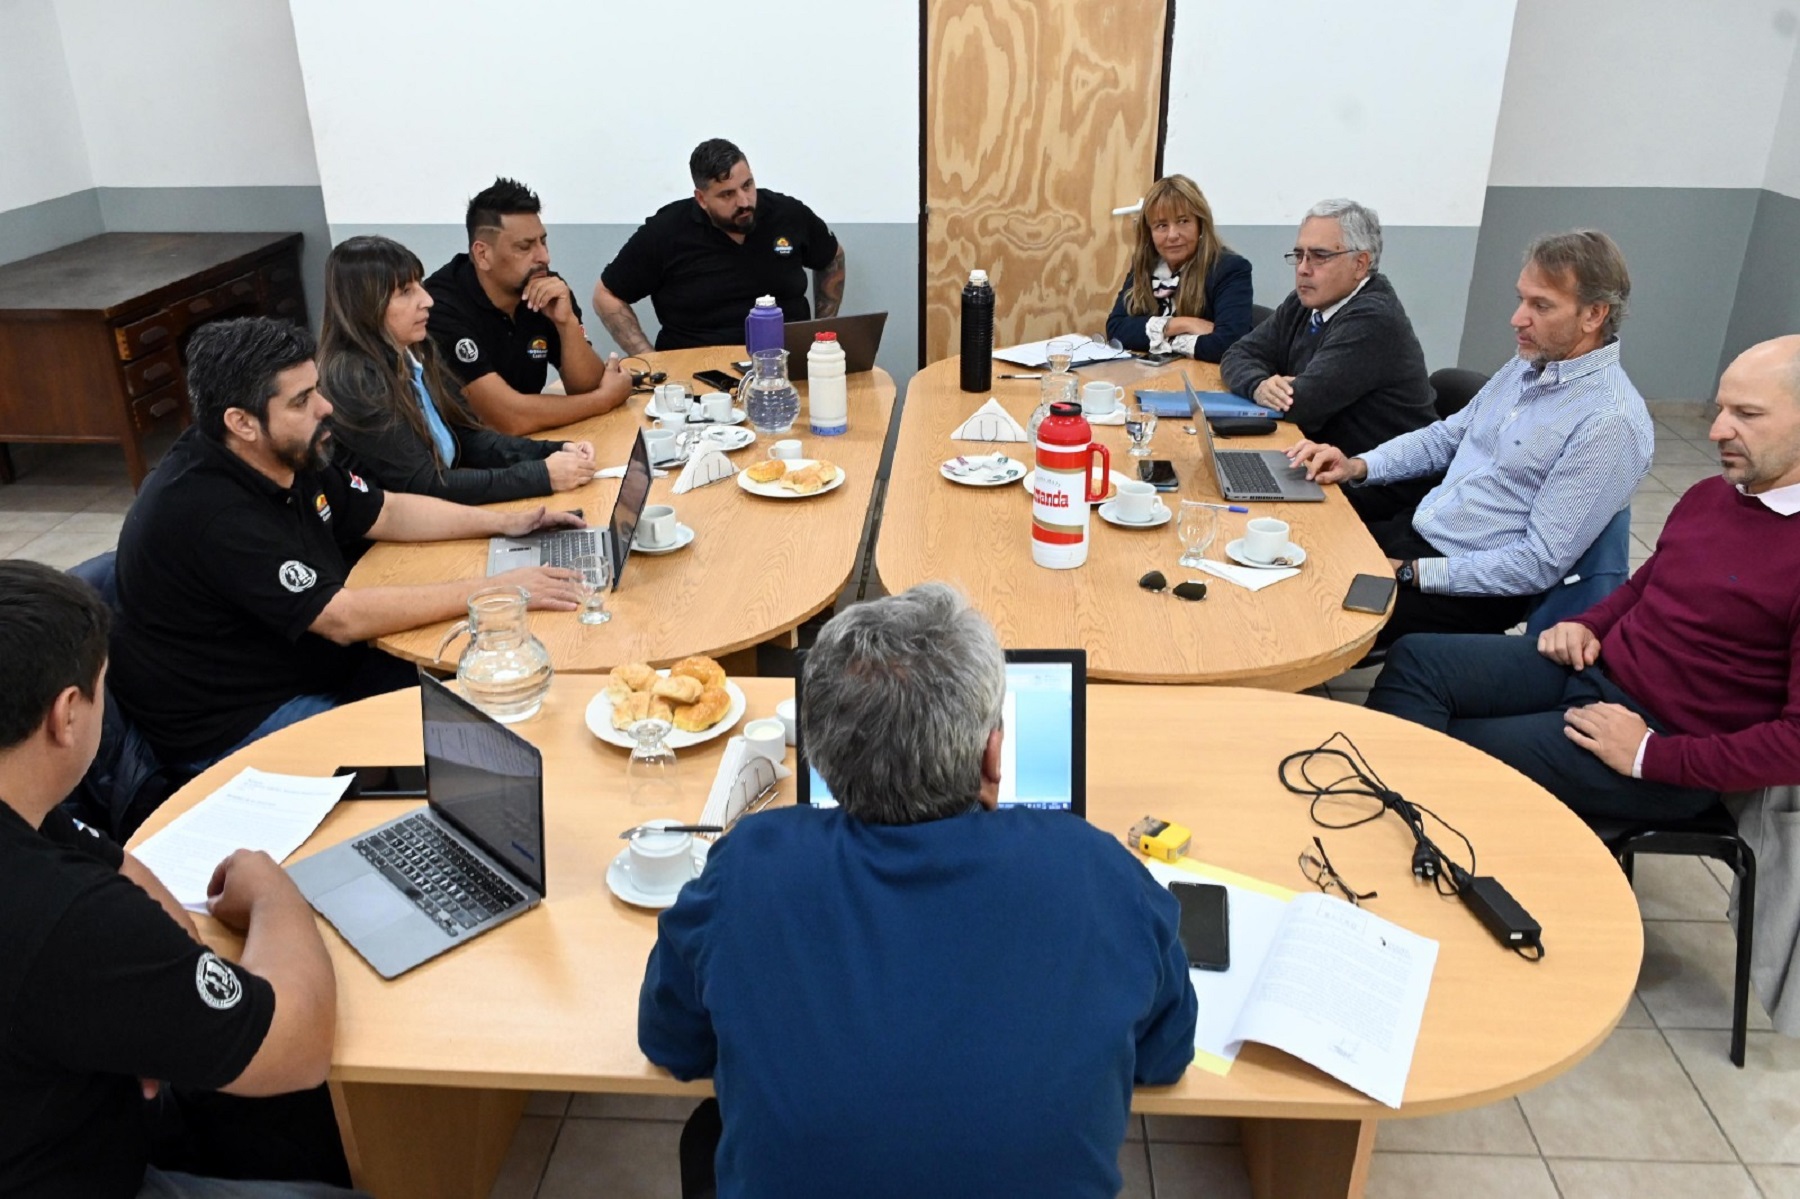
[
  {"x1": 1081, "y1": 381, "x2": 1125, "y2": 416},
  {"x1": 769, "y1": 439, "x2": 804, "y2": 460},
  {"x1": 638, "y1": 504, "x2": 678, "y2": 549},
  {"x1": 653, "y1": 383, "x2": 688, "y2": 417},
  {"x1": 1242, "y1": 517, "x2": 1292, "y2": 564},
  {"x1": 743, "y1": 718, "x2": 786, "y2": 763},
  {"x1": 1113, "y1": 479, "x2": 1163, "y2": 523},
  {"x1": 775, "y1": 698, "x2": 797, "y2": 746},
  {"x1": 643, "y1": 428, "x2": 680, "y2": 465},
  {"x1": 626, "y1": 819, "x2": 696, "y2": 897},
  {"x1": 698, "y1": 391, "x2": 733, "y2": 422}
]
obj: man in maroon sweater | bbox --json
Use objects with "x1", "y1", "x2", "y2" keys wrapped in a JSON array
[{"x1": 1366, "y1": 336, "x2": 1800, "y2": 819}]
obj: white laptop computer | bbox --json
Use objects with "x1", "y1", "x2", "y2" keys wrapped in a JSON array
[
  {"x1": 1191, "y1": 378, "x2": 1325, "y2": 503},
  {"x1": 485, "y1": 430, "x2": 653, "y2": 585}
]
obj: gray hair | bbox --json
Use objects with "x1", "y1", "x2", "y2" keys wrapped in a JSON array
[
  {"x1": 1525, "y1": 230, "x2": 1631, "y2": 341},
  {"x1": 801, "y1": 583, "x2": 1006, "y2": 825},
  {"x1": 1304, "y1": 198, "x2": 1383, "y2": 269}
]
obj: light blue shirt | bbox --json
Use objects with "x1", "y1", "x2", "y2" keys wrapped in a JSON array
[
  {"x1": 408, "y1": 355, "x2": 458, "y2": 467},
  {"x1": 1360, "y1": 340, "x2": 1652, "y2": 597}
]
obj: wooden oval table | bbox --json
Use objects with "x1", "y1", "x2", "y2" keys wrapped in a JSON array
[
  {"x1": 877, "y1": 357, "x2": 1393, "y2": 689},
  {"x1": 134, "y1": 677, "x2": 1640, "y2": 1199},
  {"x1": 347, "y1": 347, "x2": 895, "y2": 672}
]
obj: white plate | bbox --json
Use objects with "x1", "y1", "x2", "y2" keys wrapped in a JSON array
[
  {"x1": 646, "y1": 402, "x2": 748, "y2": 427},
  {"x1": 606, "y1": 840, "x2": 711, "y2": 910},
  {"x1": 691, "y1": 425, "x2": 756, "y2": 452},
  {"x1": 633, "y1": 523, "x2": 695, "y2": 555},
  {"x1": 1225, "y1": 538, "x2": 1307, "y2": 569},
  {"x1": 940, "y1": 454, "x2": 1026, "y2": 487},
  {"x1": 735, "y1": 458, "x2": 847, "y2": 499},
  {"x1": 1097, "y1": 499, "x2": 1172, "y2": 528},
  {"x1": 1020, "y1": 468, "x2": 1134, "y2": 506},
  {"x1": 584, "y1": 674, "x2": 748, "y2": 748}
]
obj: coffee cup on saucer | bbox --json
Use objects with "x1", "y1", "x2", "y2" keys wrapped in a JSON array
[
  {"x1": 653, "y1": 383, "x2": 689, "y2": 417},
  {"x1": 743, "y1": 718, "x2": 786, "y2": 763},
  {"x1": 638, "y1": 504, "x2": 678, "y2": 549},
  {"x1": 769, "y1": 439, "x2": 804, "y2": 461},
  {"x1": 643, "y1": 428, "x2": 680, "y2": 465},
  {"x1": 775, "y1": 698, "x2": 797, "y2": 746},
  {"x1": 626, "y1": 819, "x2": 696, "y2": 896},
  {"x1": 1113, "y1": 479, "x2": 1164, "y2": 523},
  {"x1": 1242, "y1": 517, "x2": 1292, "y2": 564},
  {"x1": 1081, "y1": 381, "x2": 1125, "y2": 416},
  {"x1": 697, "y1": 391, "x2": 733, "y2": 422}
]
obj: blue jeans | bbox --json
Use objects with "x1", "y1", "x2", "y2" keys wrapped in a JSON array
[
  {"x1": 1366, "y1": 633, "x2": 1717, "y2": 821},
  {"x1": 184, "y1": 694, "x2": 335, "y2": 774},
  {"x1": 138, "y1": 1168, "x2": 367, "y2": 1198}
]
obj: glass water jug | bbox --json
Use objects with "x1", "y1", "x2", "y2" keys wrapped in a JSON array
[
  {"x1": 434, "y1": 586, "x2": 553, "y2": 723},
  {"x1": 738, "y1": 347, "x2": 801, "y2": 435}
]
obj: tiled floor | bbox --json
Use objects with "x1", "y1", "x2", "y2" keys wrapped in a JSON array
[{"x1": 9, "y1": 406, "x2": 1789, "y2": 1198}]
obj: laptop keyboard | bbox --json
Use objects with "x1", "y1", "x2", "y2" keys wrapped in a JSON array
[
  {"x1": 353, "y1": 813, "x2": 526, "y2": 935},
  {"x1": 537, "y1": 530, "x2": 602, "y2": 570},
  {"x1": 1216, "y1": 451, "x2": 1284, "y2": 498}
]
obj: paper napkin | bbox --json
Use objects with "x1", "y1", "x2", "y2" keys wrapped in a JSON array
[
  {"x1": 1085, "y1": 408, "x2": 1128, "y2": 426},
  {"x1": 595, "y1": 464, "x2": 668, "y2": 480},
  {"x1": 951, "y1": 398, "x2": 1029, "y2": 442},
  {"x1": 699, "y1": 737, "x2": 792, "y2": 830},
  {"x1": 1195, "y1": 560, "x2": 1300, "y2": 592},
  {"x1": 673, "y1": 448, "x2": 737, "y2": 494}
]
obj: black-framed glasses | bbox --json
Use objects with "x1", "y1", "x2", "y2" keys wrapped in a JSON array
[
  {"x1": 1138, "y1": 571, "x2": 1207, "y2": 601},
  {"x1": 1299, "y1": 836, "x2": 1378, "y2": 906},
  {"x1": 1282, "y1": 248, "x2": 1355, "y2": 267}
]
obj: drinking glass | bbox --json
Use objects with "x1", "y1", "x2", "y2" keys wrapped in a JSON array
[
  {"x1": 571, "y1": 550, "x2": 613, "y2": 625},
  {"x1": 627, "y1": 719, "x2": 680, "y2": 807},
  {"x1": 1177, "y1": 501, "x2": 1218, "y2": 568},
  {"x1": 1125, "y1": 404, "x2": 1158, "y2": 457},
  {"x1": 1046, "y1": 337, "x2": 1077, "y2": 375}
]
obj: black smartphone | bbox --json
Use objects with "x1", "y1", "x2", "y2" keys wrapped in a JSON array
[
  {"x1": 333, "y1": 765, "x2": 428, "y2": 799},
  {"x1": 1343, "y1": 573, "x2": 1399, "y2": 615},
  {"x1": 1170, "y1": 881, "x2": 1231, "y2": 971},
  {"x1": 1138, "y1": 459, "x2": 1179, "y2": 491},
  {"x1": 692, "y1": 369, "x2": 741, "y2": 392},
  {"x1": 1139, "y1": 350, "x2": 1180, "y2": 366}
]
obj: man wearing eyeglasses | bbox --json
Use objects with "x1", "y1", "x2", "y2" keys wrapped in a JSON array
[{"x1": 1220, "y1": 198, "x2": 1436, "y2": 459}]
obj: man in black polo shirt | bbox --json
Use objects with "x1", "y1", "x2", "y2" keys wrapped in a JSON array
[
  {"x1": 0, "y1": 560, "x2": 361, "y2": 1198},
  {"x1": 424, "y1": 177, "x2": 633, "y2": 436},
  {"x1": 593, "y1": 138, "x2": 846, "y2": 353},
  {"x1": 112, "y1": 317, "x2": 585, "y2": 772}
]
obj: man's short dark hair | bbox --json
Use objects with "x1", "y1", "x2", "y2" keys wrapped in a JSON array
[
  {"x1": 466, "y1": 177, "x2": 542, "y2": 244},
  {"x1": 689, "y1": 139, "x2": 747, "y2": 189},
  {"x1": 187, "y1": 317, "x2": 317, "y2": 441},
  {"x1": 0, "y1": 561, "x2": 110, "y2": 751}
]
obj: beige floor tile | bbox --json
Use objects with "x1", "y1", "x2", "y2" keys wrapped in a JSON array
[
  {"x1": 1376, "y1": 1097, "x2": 1537, "y2": 1155},
  {"x1": 0, "y1": 527, "x2": 53, "y2": 557},
  {"x1": 1328, "y1": 662, "x2": 1384, "y2": 692},
  {"x1": 1702, "y1": 857, "x2": 1738, "y2": 890},
  {"x1": 1146, "y1": 1142, "x2": 1253, "y2": 1197},
  {"x1": 1547, "y1": 1159, "x2": 1760, "y2": 1198},
  {"x1": 11, "y1": 529, "x2": 123, "y2": 570},
  {"x1": 536, "y1": 1118, "x2": 683, "y2": 1199},
  {"x1": 1630, "y1": 855, "x2": 1731, "y2": 921},
  {"x1": 1517, "y1": 1028, "x2": 1734, "y2": 1161},
  {"x1": 1667, "y1": 1030, "x2": 1800, "y2": 1164},
  {"x1": 486, "y1": 1114, "x2": 559, "y2": 1199},
  {"x1": 1117, "y1": 1139, "x2": 1154, "y2": 1198},
  {"x1": 1629, "y1": 489, "x2": 1683, "y2": 522},
  {"x1": 567, "y1": 1092, "x2": 702, "y2": 1121},
  {"x1": 1144, "y1": 1114, "x2": 1241, "y2": 1144},
  {"x1": 1366, "y1": 1151, "x2": 1558, "y2": 1197},
  {"x1": 1620, "y1": 991, "x2": 1656, "y2": 1028},
  {"x1": 0, "y1": 482, "x2": 111, "y2": 514},
  {"x1": 525, "y1": 1091, "x2": 570, "y2": 1117},
  {"x1": 1634, "y1": 471, "x2": 1674, "y2": 493},
  {"x1": 80, "y1": 484, "x2": 141, "y2": 515},
  {"x1": 1638, "y1": 920, "x2": 1771, "y2": 1031},
  {"x1": 0, "y1": 510, "x2": 68, "y2": 535},
  {"x1": 1653, "y1": 439, "x2": 1723, "y2": 467},
  {"x1": 1650, "y1": 462, "x2": 1719, "y2": 493},
  {"x1": 50, "y1": 510, "x2": 125, "y2": 537},
  {"x1": 1750, "y1": 1164, "x2": 1800, "y2": 1196},
  {"x1": 1124, "y1": 1114, "x2": 1144, "y2": 1142}
]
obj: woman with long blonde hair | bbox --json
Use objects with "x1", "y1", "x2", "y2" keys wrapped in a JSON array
[{"x1": 1105, "y1": 175, "x2": 1253, "y2": 362}]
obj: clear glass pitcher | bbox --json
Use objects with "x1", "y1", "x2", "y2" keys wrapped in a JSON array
[
  {"x1": 738, "y1": 347, "x2": 801, "y2": 435},
  {"x1": 434, "y1": 586, "x2": 553, "y2": 723}
]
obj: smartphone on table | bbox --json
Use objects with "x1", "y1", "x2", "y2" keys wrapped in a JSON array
[
  {"x1": 333, "y1": 765, "x2": 428, "y2": 800},
  {"x1": 1138, "y1": 459, "x2": 1179, "y2": 491},
  {"x1": 1342, "y1": 573, "x2": 1399, "y2": 615},
  {"x1": 1168, "y1": 881, "x2": 1231, "y2": 972},
  {"x1": 692, "y1": 369, "x2": 741, "y2": 393}
]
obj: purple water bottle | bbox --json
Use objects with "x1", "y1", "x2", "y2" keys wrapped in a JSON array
[{"x1": 745, "y1": 295, "x2": 784, "y2": 356}]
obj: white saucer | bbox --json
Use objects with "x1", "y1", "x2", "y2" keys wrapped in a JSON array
[
  {"x1": 648, "y1": 403, "x2": 748, "y2": 426},
  {"x1": 1225, "y1": 538, "x2": 1307, "y2": 569},
  {"x1": 633, "y1": 523, "x2": 695, "y2": 555},
  {"x1": 607, "y1": 841, "x2": 711, "y2": 910},
  {"x1": 1097, "y1": 499, "x2": 1172, "y2": 528},
  {"x1": 940, "y1": 454, "x2": 1026, "y2": 486},
  {"x1": 693, "y1": 425, "x2": 755, "y2": 452}
]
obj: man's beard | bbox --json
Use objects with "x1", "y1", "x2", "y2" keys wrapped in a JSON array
[
  {"x1": 275, "y1": 426, "x2": 332, "y2": 474},
  {"x1": 710, "y1": 206, "x2": 756, "y2": 235}
]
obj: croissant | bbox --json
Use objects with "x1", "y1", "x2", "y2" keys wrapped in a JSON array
[
  {"x1": 746, "y1": 458, "x2": 788, "y2": 484},
  {"x1": 611, "y1": 691, "x2": 652, "y2": 730},
  {"x1": 609, "y1": 662, "x2": 656, "y2": 692},
  {"x1": 671, "y1": 655, "x2": 727, "y2": 689},
  {"x1": 651, "y1": 674, "x2": 704, "y2": 704},
  {"x1": 673, "y1": 685, "x2": 732, "y2": 732}
]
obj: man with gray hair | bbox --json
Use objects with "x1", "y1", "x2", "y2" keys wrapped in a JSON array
[
  {"x1": 639, "y1": 583, "x2": 1196, "y2": 1199},
  {"x1": 1221, "y1": 198, "x2": 1436, "y2": 458}
]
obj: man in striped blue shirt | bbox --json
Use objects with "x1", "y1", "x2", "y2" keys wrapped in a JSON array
[{"x1": 1289, "y1": 231, "x2": 1653, "y2": 647}]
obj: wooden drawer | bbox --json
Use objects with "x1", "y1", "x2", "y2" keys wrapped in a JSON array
[
  {"x1": 173, "y1": 272, "x2": 260, "y2": 326},
  {"x1": 113, "y1": 308, "x2": 178, "y2": 360},
  {"x1": 259, "y1": 257, "x2": 302, "y2": 294},
  {"x1": 266, "y1": 285, "x2": 307, "y2": 324},
  {"x1": 129, "y1": 382, "x2": 185, "y2": 433},
  {"x1": 123, "y1": 344, "x2": 182, "y2": 398}
]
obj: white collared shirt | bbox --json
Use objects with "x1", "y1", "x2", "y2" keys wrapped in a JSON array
[{"x1": 1313, "y1": 275, "x2": 1370, "y2": 324}]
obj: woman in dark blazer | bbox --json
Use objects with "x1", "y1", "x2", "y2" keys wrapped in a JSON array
[
  {"x1": 1106, "y1": 175, "x2": 1254, "y2": 363},
  {"x1": 318, "y1": 235, "x2": 593, "y2": 504}
]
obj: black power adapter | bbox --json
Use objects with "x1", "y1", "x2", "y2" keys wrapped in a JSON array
[{"x1": 1460, "y1": 875, "x2": 1542, "y2": 955}]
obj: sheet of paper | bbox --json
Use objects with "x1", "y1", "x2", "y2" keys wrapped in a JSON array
[
  {"x1": 992, "y1": 337, "x2": 1132, "y2": 368},
  {"x1": 1226, "y1": 892, "x2": 1439, "y2": 1107},
  {"x1": 135, "y1": 767, "x2": 353, "y2": 911}
]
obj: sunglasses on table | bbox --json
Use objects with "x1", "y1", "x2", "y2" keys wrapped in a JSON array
[{"x1": 1138, "y1": 571, "x2": 1207, "y2": 601}]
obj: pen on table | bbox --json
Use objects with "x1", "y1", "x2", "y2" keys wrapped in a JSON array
[
  {"x1": 998, "y1": 373, "x2": 1043, "y2": 380},
  {"x1": 1193, "y1": 502, "x2": 1251, "y2": 514}
]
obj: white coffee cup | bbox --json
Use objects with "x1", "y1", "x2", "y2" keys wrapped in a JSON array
[
  {"x1": 1243, "y1": 517, "x2": 1292, "y2": 564},
  {"x1": 653, "y1": 383, "x2": 688, "y2": 416},
  {"x1": 643, "y1": 428, "x2": 679, "y2": 465},
  {"x1": 698, "y1": 391, "x2": 732, "y2": 422},
  {"x1": 1114, "y1": 479, "x2": 1162, "y2": 523},
  {"x1": 775, "y1": 698, "x2": 797, "y2": 746},
  {"x1": 638, "y1": 503, "x2": 678, "y2": 548},
  {"x1": 626, "y1": 819, "x2": 696, "y2": 896},
  {"x1": 743, "y1": 718, "x2": 786, "y2": 763},
  {"x1": 1081, "y1": 381, "x2": 1125, "y2": 416},
  {"x1": 769, "y1": 439, "x2": 804, "y2": 460}
]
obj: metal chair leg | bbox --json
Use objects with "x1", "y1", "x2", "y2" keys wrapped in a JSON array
[{"x1": 1730, "y1": 845, "x2": 1756, "y2": 1069}]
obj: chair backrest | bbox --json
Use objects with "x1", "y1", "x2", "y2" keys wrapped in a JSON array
[
  {"x1": 1250, "y1": 303, "x2": 1274, "y2": 327},
  {"x1": 1525, "y1": 505, "x2": 1632, "y2": 635},
  {"x1": 1429, "y1": 367, "x2": 1489, "y2": 421}
]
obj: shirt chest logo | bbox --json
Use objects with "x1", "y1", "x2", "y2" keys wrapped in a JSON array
[
  {"x1": 349, "y1": 471, "x2": 369, "y2": 493},
  {"x1": 455, "y1": 337, "x2": 479, "y2": 364},
  {"x1": 528, "y1": 337, "x2": 549, "y2": 360},
  {"x1": 279, "y1": 560, "x2": 318, "y2": 593},
  {"x1": 195, "y1": 952, "x2": 244, "y2": 1010},
  {"x1": 773, "y1": 237, "x2": 794, "y2": 256},
  {"x1": 314, "y1": 492, "x2": 332, "y2": 522}
]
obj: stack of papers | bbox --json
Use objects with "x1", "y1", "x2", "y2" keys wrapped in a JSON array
[
  {"x1": 951, "y1": 399, "x2": 1029, "y2": 442},
  {"x1": 993, "y1": 337, "x2": 1132, "y2": 369},
  {"x1": 673, "y1": 448, "x2": 736, "y2": 493}
]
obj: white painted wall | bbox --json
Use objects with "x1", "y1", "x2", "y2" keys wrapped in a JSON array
[
  {"x1": 1162, "y1": 0, "x2": 1517, "y2": 228},
  {"x1": 288, "y1": 0, "x2": 917, "y2": 227},
  {"x1": 53, "y1": 0, "x2": 319, "y2": 188},
  {"x1": 1761, "y1": 28, "x2": 1800, "y2": 200},
  {"x1": 0, "y1": 0, "x2": 92, "y2": 211},
  {"x1": 1489, "y1": 0, "x2": 1795, "y2": 189}
]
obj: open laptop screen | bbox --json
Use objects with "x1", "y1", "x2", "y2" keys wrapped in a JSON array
[
  {"x1": 419, "y1": 672, "x2": 547, "y2": 894},
  {"x1": 608, "y1": 432, "x2": 654, "y2": 588},
  {"x1": 796, "y1": 649, "x2": 1086, "y2": 816}
]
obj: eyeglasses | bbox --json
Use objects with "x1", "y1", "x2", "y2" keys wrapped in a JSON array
[
  {"x1": 1138, "y1": 571, "x2": 1207, "y2": 601},
  {"x1": 1298, "y1": 836, "x2": 1378, "y2": 906},
  {"x1": 1283, "y1": 248, "x2": 1356, "y2": 267}
]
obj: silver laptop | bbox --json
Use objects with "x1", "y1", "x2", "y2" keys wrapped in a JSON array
[
  {"x1": 1192, "y1": 378, "x2": 1324, "y2": 502},
  {"x1": 288, "y1": 671, "x2": 547, "y2": 980},
  {"x1": 485, "y1": 429, "x2": 653, "y2": 586},
  {"x1": 784, "y1": 311, "x2": 887, "y2": 379}
]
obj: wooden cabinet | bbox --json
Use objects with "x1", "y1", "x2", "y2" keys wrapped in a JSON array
[{"x1": 0, "y1": 232, "x2": 306, "y2": 486}]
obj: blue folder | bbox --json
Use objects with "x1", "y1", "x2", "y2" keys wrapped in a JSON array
[{"x1": 1133, "y1": 389, "x2": 1284, "y2": 420}]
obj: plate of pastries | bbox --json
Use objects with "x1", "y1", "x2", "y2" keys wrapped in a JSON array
[
  {"x1": 736, "y1": 457, "x2": 845, "y2": 498},
  {"x1": 583, "y1": 656, "x2": 747, "y2": 749}
]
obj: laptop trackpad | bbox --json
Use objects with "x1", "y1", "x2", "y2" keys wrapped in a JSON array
[{"x1": 315, "y1": 874, "x2": 419, "y2": 937}]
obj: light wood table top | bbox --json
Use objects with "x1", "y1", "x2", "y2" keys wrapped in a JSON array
[
  {"x1": 876, "y1": 356, "x2": 1394, "y2": 689},
  {"x1": 347, "y1": 348, "x2": 895, "y2": 672},
  {"x1": 136, "y1": 677, "x2": 1638, "y2": 1197}
]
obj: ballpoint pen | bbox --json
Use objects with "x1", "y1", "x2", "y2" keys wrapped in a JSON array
[
  {"x1": 1193, "y1": 502, "x2": 1251, "y2": 514},
  {"x1": 998, "y1": 373, "x2": 1043, "y2": 380}
]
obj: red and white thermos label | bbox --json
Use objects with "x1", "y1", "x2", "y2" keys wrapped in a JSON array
[{"x1": 1032, "y1": 440, "x2": 1091, "y2": 568}]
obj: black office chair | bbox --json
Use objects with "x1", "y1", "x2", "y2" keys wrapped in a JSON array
[
  {"x1": 1250, "y1": 304, "x2": 1274, "y2": 327},
  {"x1": 1429, "y1": 367, "x2": 1489, "y2": 420},
  {"x1": 1587, "y1": 805, "x2": 1756, "y2": 1067}
]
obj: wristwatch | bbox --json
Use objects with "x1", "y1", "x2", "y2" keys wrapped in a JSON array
[{"x1": 1395, "y1": 561, "x2": 1417, "y2": 588}]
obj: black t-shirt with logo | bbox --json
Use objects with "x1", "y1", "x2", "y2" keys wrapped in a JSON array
[
  {"x1": 110, "y1": 427, "x2": 388, "y2": 764},
  {"x1": 423, "y1": 253, "x2": 581, "y2": 395},
  {"x1": 600, "y1": 189, "x2": 838, "y2": 350},
  {"x1": 0, "y1": 801, "x2": 275, "y2": 1197}
]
